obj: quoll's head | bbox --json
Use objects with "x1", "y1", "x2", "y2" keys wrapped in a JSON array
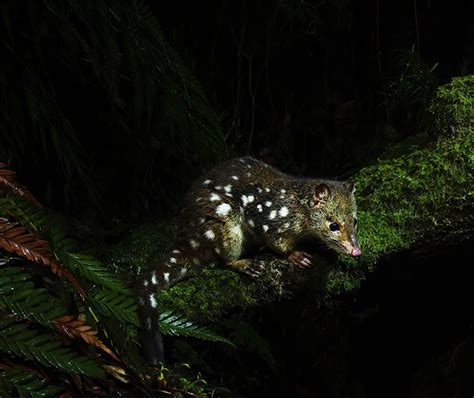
[{"x1": 309, "y1": 181, "x2": 361, "y2": 257}]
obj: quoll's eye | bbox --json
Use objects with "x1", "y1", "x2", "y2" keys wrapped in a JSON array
[
  {"x1": 354, "y1": 218, "x2": 358, "y2": 226},
  {"x1": 329, "y1": 222, "x2": 340, "y2": 231}
]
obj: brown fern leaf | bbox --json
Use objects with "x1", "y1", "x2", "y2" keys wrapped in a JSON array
[
  {"x1": 0, "y1": 217, "x2": 85, "y2": 296},
  {"x1": 53, "y1": 315, "x2": 121, "y2": 362},
  {"x1": 0, "y1": 163, "x2": 42, "y2": 207}
]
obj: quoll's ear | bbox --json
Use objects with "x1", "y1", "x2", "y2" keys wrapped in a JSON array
[
  {"x1": 343, "y1": 181, "x2": 356, "y2": 193},
  {"x1": 311, "y1": 183, "x2": 330, "y2": 207}
]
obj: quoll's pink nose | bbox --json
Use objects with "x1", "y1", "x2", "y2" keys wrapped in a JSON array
[{"x1": 351, "y1": 247, "x2": 362, "y2": 257}]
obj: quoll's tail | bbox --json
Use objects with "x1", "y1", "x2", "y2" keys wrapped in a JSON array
[{"x1": 136, "y1": 248, "x2": 194, "y2": 365}]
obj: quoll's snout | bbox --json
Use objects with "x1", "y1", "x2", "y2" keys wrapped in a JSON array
[{"x1": 350, "y1": 246, "x2": 362, "y2": 257}]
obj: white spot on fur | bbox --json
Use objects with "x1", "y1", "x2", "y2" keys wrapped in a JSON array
[
  {"x1": 247, "y1": 172, "x2": 251, "y2": 177},
  {"x1": 143, "y1": 280, "x2": 149, "y2": 287},
  {"x1": 281, "y1": 189, "x2": 286, "y2": 193},
  {"x1": 216, "y1": 203, "x2": 232, "y2": 216},
  {"x1": 203, "y1": 179, "x2": 211, "y2": 185},
  {"x1": 172, "y1": 249, "x2": 180, "y2": 254},
  {"x1": 232, "y1": 175, "x2": 239, "y2": 180},
  {"x1": 205, "y1": 229, "x2": 215, "y2": 240},
  {"x1": 180, "y1": 268, "x2": 188, "y2": 277},
  {"x1": 150, "y1": 294, "x2": 157, "y2": 308},
  {"x1": 215, "y1": 247, "x2": 221, "y2": 254},
  {"x1": 163, "y1": 272, "x2": 170, "y2": 283},
  {"x1": 269, "y1": 210, "x2": 277, "y2": 219},
  {"x1": 230, "y1": 224, "x2": 243, "y2": 241},
  {"x1": 210, "y1": 193, "x2": 220, "y2": 201},
  {"x1": 224, "y1": 184, "x2": 232, "y2": 193},
  {"x1": 248, "y1": 219, "x2": 255, "y2": 227},
  {"x1": 247, "y1": 195, "x2": 255, "y2": 203},
  {"x1": 263, "y1": 225, "x2": 269, "y2": 232},
  {"x1": 265, "y1": 188, "x2": 270, "y2": 192},
  {"x1": 225, "y1": 193, "x2": 233, "y2": 197},
  {"x1": 279, "y1": 194, "x2": 286, "y2": 199},
  {"x1": 170, "y1": 257, "x2": 177, "y2": 263},
  {"x1": 257, "y1": 187, "x2": 263, "y2": 193},
  {"x1": 146, "y1": 317, "x2": 152, "y2": 329},
  {"x1": 257, "y1": 204, "x2": 263, "y2": 212},
  {"x1": 241, "y1": 195, "x2": 248, "y2": 206},
  {"x1": 279, "y1": 206, "x2": 289, "y2": 217},
  {"x1": 190, "y1": 239, "x2": 200, "y2": 249},
  {"x1": 151, "y1": 272, "x2": 158, "y2": 285},
  {"x1": 195, "y1": 197, "x2": 202, "y2": 202},
  {"x1": 265, "y1": 201, "x2": 272, "y2": 207},
  {"x1": 214, "y1": 185, "x2": 222, "y2": 190},
  {"x1": 199, "y1": 218, "x2": 206, "y2": 224},
  {"x1": 247, "y1": 164, "x2": 252, "y2": 169},
  {"x1": 284, "y1": 222, "x2": 290, "y2": 228}
]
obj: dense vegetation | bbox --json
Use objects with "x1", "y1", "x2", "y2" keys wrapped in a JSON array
[{"x1": 0, "y1": 0, "x2": 472, "y2": 396}]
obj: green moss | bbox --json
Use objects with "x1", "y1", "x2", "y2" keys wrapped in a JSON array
[
  {"x1": 429, "y1": 75, "x2": 474, "y2": 132},
  {"x1": 106, "y1": 218, "x2": 178, "y2": 280},
  {"x1": 158, "y1": 268, "x2": 259, "y2": 322},
  {"x1": 353, "y1": 127, "x2": 473, "y2": 265},
  {"x1": 326, "y1": 77, "x2": 473, "y2": 295}
]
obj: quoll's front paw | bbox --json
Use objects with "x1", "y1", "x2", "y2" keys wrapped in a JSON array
[
  {"x1": 228, "y1": 258, "x2": 265, "y2": 279},
  {"x1": 288, "y1": 251, "x2": 313, "y2": 269},
  {"x1": 242, "y1": 259, "x2": 265, "y2": 279}
]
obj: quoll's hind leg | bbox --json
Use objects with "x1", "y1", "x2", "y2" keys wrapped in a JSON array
[{"x1": 206, "y1": 217, "x2": 266, "y2": 279}]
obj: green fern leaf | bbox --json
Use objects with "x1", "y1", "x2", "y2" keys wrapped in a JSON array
[
  {"x1": 0, "y1": 367, "x2": 63, "y2": 397},
  {"x1": 0, "y1": 267, "x2": 66, "y2": 328},
  {"x1": 90, "y1": 288, "x2": 139, "y2": 326},
  {"x1": 0, "y1": 317, "x2": 105, "y2": 379},
  {"x1": 1, "y1": 195, "x2": 128, "y2": 294},
  {"x1": 61, "y1": 252, "x2": 129, "y2": 294},
  {"x1": 159, "y1": 310, "x2": 235, "y2": 347}
]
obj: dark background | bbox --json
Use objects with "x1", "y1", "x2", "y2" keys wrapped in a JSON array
[{"x1": 1, "y1": 0, "x2": 473, "y2": 396}]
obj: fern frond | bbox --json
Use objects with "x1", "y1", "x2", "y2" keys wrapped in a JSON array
[
  {"x1": 0, "y1": 317, "x2": 105, "y2": 379},
  {"x1": 1, "y1": 196, "x2": 128, "y2": 294},
  {"x1": 159, "y1": 311, "x2": 235, "y2": 347},
  {"x1": 0, "y1": 217, "x2": 85, "y2": 296},
  {"x1": 90, "y1": 288, "x2": 139, "y2": 326},
  {"x1": 0, "y1": 163, "x2": 42, "y2": 207},
  {"x1": 0, "y1": 267, "x2": 66, "y2": 328},
  {"x1": 60, "y1": 252, "x2": 129, "y2": 294},
  {"x1": 0, "y1": 366, "x2": 63, "y2": 397},
  {"x1": 53, "y1": 315, "x2": 120, "y2": 362}
]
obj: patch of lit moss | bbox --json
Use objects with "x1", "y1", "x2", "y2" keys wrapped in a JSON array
[
  {"x1": 158, "y1": 268, "x2": 259, "y2": 322},
  {"x1": 429, "y1": 75, "x2": 473, "y2": 132},
  {"x1": 327, "y1": 77, "x2": 473, "y2": 295},
  {"x1": 353, "y1": 128, "x2": 473, "y2": 264}
]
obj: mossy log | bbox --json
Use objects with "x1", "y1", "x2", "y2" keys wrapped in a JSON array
[{"x1": 109, "y1": 77, "x2": 473, "y2": 323}]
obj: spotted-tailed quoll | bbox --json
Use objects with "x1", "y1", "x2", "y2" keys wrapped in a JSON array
[{"x1": 136, "y1": 157, "x2": 361, "y2": 364}]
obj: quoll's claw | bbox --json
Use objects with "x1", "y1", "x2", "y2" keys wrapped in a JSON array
[
  {"x1": 242, "y1": 260, "x2": 265, "y2": 279},
  {"x1": 288, "y1": 251, "x2": 313, "y2": 269}
]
